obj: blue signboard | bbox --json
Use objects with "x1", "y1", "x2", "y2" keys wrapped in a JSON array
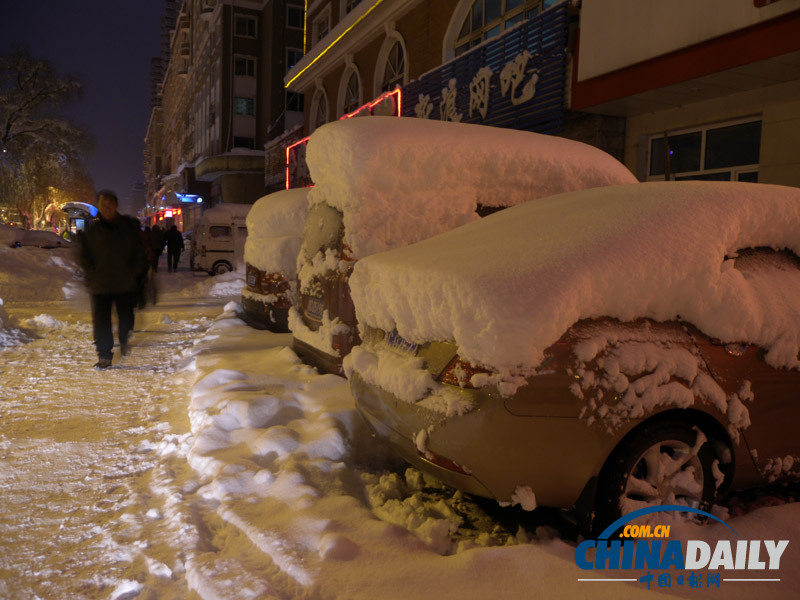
[{"x1": 401, "y1": 2, "x2": 569, "y2": 134}]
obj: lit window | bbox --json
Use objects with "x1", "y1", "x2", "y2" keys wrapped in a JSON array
[
  {"x1": 234, "y1": 14, "x2": 257, "y2": 37},
  {"x1": 455, "y1": 0, "x2": 544, "y2": 56},
  {"x1": 647, "y1": 119, "x2": 762, "y2": 182},
  {"x1": 234, "y1": 56, "x2": 255, "y2": 77},
  {"x1": 234, "y1": 97, "x2": 255, "y2": 116},
  {"x1": 381, "y1": 41, "x2": 405, "y2": 92},
  {"x1": 287, "y1": 4, "x2": 304, "y2": 29}
]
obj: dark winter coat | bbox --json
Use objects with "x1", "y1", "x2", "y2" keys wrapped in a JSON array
[
  {"x1": 76, "y1": 214, "x2": 147, "y2": 295},
  {"x1": 165, "y1": 227, "x2": 185, "y2": 253},
  {"x1": 150, "y1": 226, "x2": 165, "y2": 256}
]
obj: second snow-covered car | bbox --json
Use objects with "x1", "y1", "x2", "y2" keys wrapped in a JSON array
[
  {"x1": 241, "y1": 188, "x2": 309, "y2": 332},
  {"x1": 291, "y1": 116, "x2": 637, "y2": 375},
  {"x1": 346, "y1": 181, "x2": 800, "y2": 533}
]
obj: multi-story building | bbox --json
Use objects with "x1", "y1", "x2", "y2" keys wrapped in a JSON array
[
  {"x1": 145, "y1": 0, "x2": 304, "y2": 232},
  {"x1": 283, "y1": 0, "x2": 800, "y2": 190}
]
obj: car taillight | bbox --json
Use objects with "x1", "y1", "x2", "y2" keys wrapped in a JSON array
[
  {"x1": 438, "y1": 356, "x2": 494, "y2": 389},
  {"x1": 419, "y1": 448, "x2": 470, "y2": 475}
]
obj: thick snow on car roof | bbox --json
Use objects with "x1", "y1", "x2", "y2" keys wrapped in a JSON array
[
  {"x1": 244, "y1": 188, "x2": 309, "y2": 276},
  {"x1": 306, "y1": 116, "x2": 636, "y2": 259},
  {"x1": 350, "y1": 181, "x2": 800, "y2": 381}
]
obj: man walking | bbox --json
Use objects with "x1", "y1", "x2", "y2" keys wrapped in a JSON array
[
  {"x1": 76, "y1": 190, "x2": 146, "y2": 369},
  {"x1": 165, "y1": 225, "x2": 184, "y2": 273}
]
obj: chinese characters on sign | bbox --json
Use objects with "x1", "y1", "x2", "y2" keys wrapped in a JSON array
[{"x1": 413, "y1": 52, "x2": 542, "y2": 123}]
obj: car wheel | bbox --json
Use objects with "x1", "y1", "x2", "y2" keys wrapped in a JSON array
[
  {"x1": 212, "y1": 262, "x2": 232, "y2": 276},
  {"x1": 593, "y1": 420, "x2": 718, "y2": 534}
]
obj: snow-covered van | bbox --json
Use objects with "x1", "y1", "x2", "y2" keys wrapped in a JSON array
[
  {"x1": 241, "y1": 188, "x2": 309, "y2": 332},
  {"x1": 192, "y1": 204, "x2": 251, "y2": 275},
  {"x1": 290, "y1": 116, "x2": 637, "y2": 375}
]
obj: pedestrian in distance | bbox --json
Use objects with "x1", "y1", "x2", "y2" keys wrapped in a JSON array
[
  {"x1": 165, "y1": 225, "x2": 184, "y2": 273},
  {"x1": 149, "y1": 224, "x2": 165, "y2": 272},
  {"x1": 75, "y1": 190, "x2": 147, "y2": 369}
]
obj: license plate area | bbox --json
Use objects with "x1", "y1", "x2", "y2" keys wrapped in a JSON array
[
  {"x1": 306, "y1": 296, "x2": 324, "y2": 320},
  {"x1": 385, "y1": 330, "x2": 418, "y2": 356},
  {"x1": 247, "y1": 273, "x2": 257, "y2": 288}
]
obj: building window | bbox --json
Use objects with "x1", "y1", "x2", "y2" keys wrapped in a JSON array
[
  {"x1": 234, "y1": 14, "x2": 257, "y2": 38},
  {"x1": 234, "y1": 97, "x2": 255, "y2": 116},
  {"x1": 341, "y1": 69, "x2": 361, "y2": 116},
  {"x1": 311, "y1": 88, "x2": 329, "y2": 133},
  {"x1": 286, "y1": 47, "x2": 303, "y2": 73},
  {"x1": 311, "y1": 9, "x2": 330, "y2": 46},
  {"x1": 647, "y1": 119, "x2": 762, "y2": 182},
  {"x1": 234, "y1": 56, "x2": 256, "y2": 77},
  {"x1": 454, "y1": 0, "x2": 552, "y2": 56},
  {"x1": 286, "y1": 91, "x2": 304, "y2": 112},
  {"x1": 381, "y1": 40, "x2": 405, "y2": 92},
  {"x1": 233, "y1": 136, "x2": 255, "y2": 149},
  {"x1": 342, "y1": 0, "x2": 363, "y2": 15},
  {"x1": 287, "y1": 4, "x2": 304, "y2": 29}
]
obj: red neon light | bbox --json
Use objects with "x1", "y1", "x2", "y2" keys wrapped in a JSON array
[
  {"x1": 340, "y1": 88, "x2": 402, "y2": 120},
  {"x1": 285, "y1": 135, "x2": 310, "y2": 190},
  {"x1": 284, "y1": 89, "x2": 402, "y2": 190}
]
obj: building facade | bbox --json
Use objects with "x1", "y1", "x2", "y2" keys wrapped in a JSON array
[
  {"x1": 144, "y1": 0, "x2": 304, "y2": 231},
  {"x1": 282, "y1": 0, "x2": 800, "y2": 190}
]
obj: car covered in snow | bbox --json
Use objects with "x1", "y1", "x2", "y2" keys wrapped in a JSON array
[
  {"x1": 346, "y1": 180, "x2": 800, "y2": 533},
  {"x1": 241, "y1": 188, "x2": 309, "y2": 332},
  {"x1": 291, "y1": 116, "x2": 637, "y2": 375},
  {"x1": 2, "y1": 225, "x2": 72, "y2": 249}
]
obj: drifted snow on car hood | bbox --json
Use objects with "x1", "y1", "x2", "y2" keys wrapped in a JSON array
[
  {"x1": 350, "y1": 181, "x2": 800, "y2": 390},
  {"x1": 304, "y1": 116, "x2": 636, "y2": 262}
]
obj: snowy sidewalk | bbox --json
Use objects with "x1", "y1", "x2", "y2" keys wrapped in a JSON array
[{"x1": 0, "y1": 292, "x2": 226, "y2": 599}]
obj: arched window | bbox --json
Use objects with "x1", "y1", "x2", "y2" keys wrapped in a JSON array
[
  {"x1": 381, "y1": 40, "x2": 405, "y2": 92},
  {"x1": 454, "y1": 0, "x2": 553, "y2": 57},
  {"x1": 310, "y1": 87, "x2": 329, "y2": 133},
  {"x1": 339, "y1": 67, "x2": 362, "y2": 116}
]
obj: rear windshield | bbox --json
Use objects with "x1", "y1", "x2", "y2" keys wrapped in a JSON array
[
  {"x1": 302, "y1": 202, "x2": 344, "y2": 263},
  {"x1": 210, "y1": 226, "x2": 232, "y2": 238},
  {"x1": 733, "y1": 247, "x2": 800, "y2": 272}
]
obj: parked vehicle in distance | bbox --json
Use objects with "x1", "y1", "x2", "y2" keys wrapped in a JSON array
[
  {"x1": 2, "y1": 225, "x2": 72, "y2": 249},
  {"x1": 191, "y1": 204, "x2": 251, "y2": 275},
  {"x1": 346, "y1": 181, "x2": 800, "y2": 534},
  {"x1": 292, "y1": 116, "x2": 637, "y2": 375},
  {"x1": 241, "y1": 188, "x2": 309, "y2": 332}
]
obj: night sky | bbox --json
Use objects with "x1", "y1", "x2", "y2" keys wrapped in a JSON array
[{"x1": 0, "y1": 1, "x2": 166, "y2": 213}]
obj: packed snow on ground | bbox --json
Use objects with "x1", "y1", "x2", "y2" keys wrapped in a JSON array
[
  {"x1": 303, "y1": 116, "x2": 636, "y2": 262},
  {"x1": 3, "y1": 233, "x2": 800, "y2": 599},
  {"x1": 350, "y1": 181, "x2": 800, "y2": 391}
]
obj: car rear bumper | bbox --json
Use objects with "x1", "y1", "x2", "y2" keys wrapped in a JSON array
[
  {"x1": 240, "y1": 292, "x2": 290, "y2": 332},
  {"x1": 291, "y1": 337, "x2": 344, "y2": 376},
  {"x1": 350, "y1": 371, "x2": 615, "y2": 508}
]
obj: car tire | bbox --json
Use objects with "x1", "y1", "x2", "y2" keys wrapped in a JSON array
[
  {"x1": 593, "y1": 420, "x2": 718, "y2": 535},
  {"x1": 211, "y1": 262, "x2": 232, "y2": 276}
]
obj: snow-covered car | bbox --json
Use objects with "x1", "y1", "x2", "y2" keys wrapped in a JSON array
[
  {"x1": 291, "y1": 116, "x2": 637, "y2": 375},
  {"x1": 346, "y1": 180, "x2": 800, "y2": 533},
  {"x1": 4, "y1": 227, "x2": 72, "y2": 249},
  {"x1": 241, "y1": 188, "x2": 309, "y2": 332}
]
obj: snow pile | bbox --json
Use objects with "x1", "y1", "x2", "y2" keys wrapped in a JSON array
[
  {"x1": 0, "y1": 245, "x2": 84, "y2": 302},
  {"x1": 178, "y1": 270, "x2": 246, "y2": 298},
  {"x1": 305, "y1": 116, "x2": 636, "y2": 260},
  {"x1": 0, "y1": 223, "x2": 24, "y2": 246},
  {"x1": 178, "y1": 305, "x2": 800, "y2": 598},
  {"x1": 350, "y1": 181, "x2": 800, "y2": 390},
  {"x1": 0, "y1": 298, "x2": 31, "y2": 350}
]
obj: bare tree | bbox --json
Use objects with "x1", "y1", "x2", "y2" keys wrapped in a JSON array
[{"x1": 0, "y1": 48, "x2": 92, "y2": 227}]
